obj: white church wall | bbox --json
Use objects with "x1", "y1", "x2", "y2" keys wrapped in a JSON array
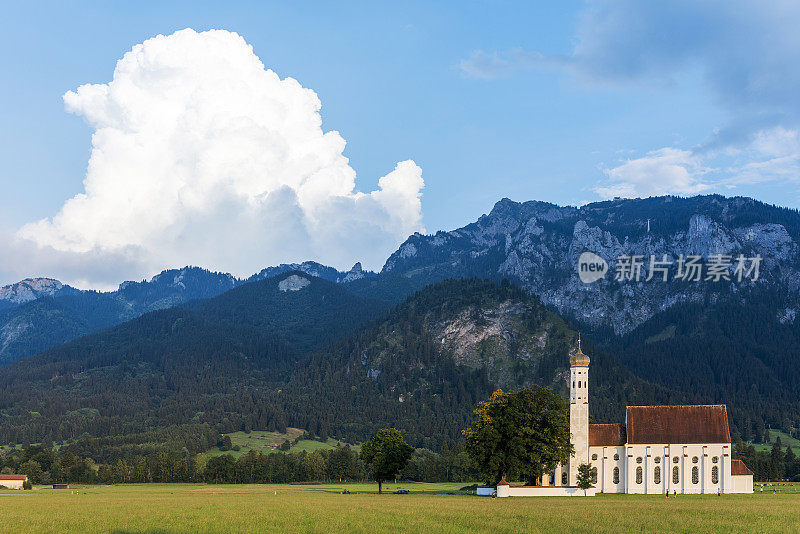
[
  {"x1": 621, "y1": 443, "x2": 729, "y2": 494},
  {"x1": 588, "y1": 445, "x2": 625, "y2": 493},
  {"x1": 731, "y1": 475, "x2": 753, "y2": 493}
]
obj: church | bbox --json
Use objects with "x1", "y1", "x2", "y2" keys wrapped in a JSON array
[{"x1": 549, "y1": 340, "x2": 754, "y2": 494}]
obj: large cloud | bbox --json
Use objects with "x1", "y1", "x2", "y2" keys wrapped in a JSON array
[{"x1": 15, "y1": 28, "x2": 424, "y2": 287}]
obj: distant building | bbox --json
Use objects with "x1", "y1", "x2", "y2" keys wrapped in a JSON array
[
  {"x1": 0, "y1": 475, "x2": 29, "y2": 490},
  {"x1": 546, "y1": 340, "x2": 755, "y2": 494}
]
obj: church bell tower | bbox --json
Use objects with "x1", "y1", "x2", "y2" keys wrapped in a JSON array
[{"x1": 568, "y1": 334, "x2": 590, "y2": 486}]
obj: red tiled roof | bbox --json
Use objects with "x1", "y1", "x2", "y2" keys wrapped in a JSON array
[
  {"x1": 589, "y1": 423, "x2": 627, "y2": 446},
  {"x1": 0, "y1": 475, "x2": 28, "y2": 480},
  {"x1": 626, "y1": 405, "x2": 731, "y2": 444},
  {"x1": 731, "y1": 459, "x2": 754, "y2": 476}
]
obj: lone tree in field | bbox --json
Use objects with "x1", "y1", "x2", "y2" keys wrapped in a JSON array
[
  {"x1": 463, "y1": 386, "x2": 573, "y2": 486},
  {"x1": 577, "y1": 463, "x2": 593, "y2": 496},
  {"x1": 360, "y1": 428, "x2": 414, "y2": 494}
]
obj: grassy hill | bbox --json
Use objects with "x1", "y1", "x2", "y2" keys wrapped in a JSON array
[
  {"x1": 749, "y1": 430, "x2": 800, "y2": 455},
  {"x1": 205, "y1": 429, "x2": 358, "y2": 458}
]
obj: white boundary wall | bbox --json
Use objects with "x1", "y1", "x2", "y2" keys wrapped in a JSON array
[{"x1": 496, "y1": 485, "x2": 596, "y2": 497}]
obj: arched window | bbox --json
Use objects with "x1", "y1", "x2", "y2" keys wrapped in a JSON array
[
  {"x1": 591, "y1": 467, "x2": 598, "y2": 485},
  {"x1": 613, "y1": 467, "x2": 620, "y2": 484},
  {"x1": 654, "y1": 456, "x2": 661, "y2": 464},
  {"x1": 636, "y1": 456, "x2": 643, "y2": 464},
  {"x1": 562, "y1": 472, "x2": 568, "y2": 485},
  {"x1": 712, "y1": 466, "x2": 719, "y2": 484},
  {"x1": 592, "y1": 453, "x2": 598, "y2": 461},
  {"x1": 712, "y1": 456, "x2": 718, "y2": 464},
  {"x1": 673, "y1": 466, "x2": 679, "y2": 484},
  {"x1": 692, "y1": 466, "x2": 699, "y2": 484},
  {"x1": 692, "y1": 456, "x2": 698, "y2": 464},
  {"x1": 614, "y1": 453, "x2": 619, "y2": 461},
  {"x1": 636, "y1": 466, "x2": 643, "y2": 484},
  {"x1": 654, "y1": 466, "x2": 661, "y2": 484},
  {"x1": 673, "y1": 456, "x2": 679, "y2": 464},
  {"x1": 549, "y1": 472, "x2": 555, "y2": 486}
]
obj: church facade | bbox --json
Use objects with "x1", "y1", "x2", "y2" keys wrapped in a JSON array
[{"x1": 550, "y1": 341, "x2": 754, "y2": 494}]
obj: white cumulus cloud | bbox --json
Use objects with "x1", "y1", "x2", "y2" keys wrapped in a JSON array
[{"x1": 15, "y1": 28, "x2": 424, "y2": 287}]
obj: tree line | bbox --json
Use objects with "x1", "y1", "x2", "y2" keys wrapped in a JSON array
[{"x1": 0, "y1": 440, "x2": 477, "y2": 486}]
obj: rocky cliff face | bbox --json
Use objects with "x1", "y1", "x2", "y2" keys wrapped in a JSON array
[
  {"x1": 0, "y1": 278, "x2": 75, "y2": 306},
  {"x1": 382, "y1": 195, "x2": 800, "y2": 334},
  {"x1": 427, "y1": 299, "x2": 570, "y2": 391}
]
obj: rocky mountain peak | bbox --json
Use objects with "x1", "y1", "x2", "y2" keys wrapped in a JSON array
[
  {"x1": 342, "y1": 262, "x2": 365, "y2": 282},
  {"x1": 379, "y1": 194, "x2": 800, "y2": 334},
  {"x1": 0, "y1": 278, "x2": 66, "y2": 304}
]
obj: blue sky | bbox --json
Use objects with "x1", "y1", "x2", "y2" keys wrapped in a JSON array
[{"x1": 1, "y1": 1, "x2": 798, "y2": 287}]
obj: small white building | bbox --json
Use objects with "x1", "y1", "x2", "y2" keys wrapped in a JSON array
[
  {"x1": 0, "y1": 475, "x2": 28, "y2": 490},
  {"x1": 544, "y1": 341, "x2": 755, "y2": 494}
]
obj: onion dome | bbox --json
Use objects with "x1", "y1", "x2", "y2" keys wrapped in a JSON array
[{"x1": 570, "y1": 334, "x2": 590, "y2": 367}]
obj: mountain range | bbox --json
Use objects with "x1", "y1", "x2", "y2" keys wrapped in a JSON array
[{"x1": 2, "y1": 194, "x2": 799, "y2": 449}]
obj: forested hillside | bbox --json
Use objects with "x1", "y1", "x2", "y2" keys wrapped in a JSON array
[
  {"x1": 601, "y1": 286, "x2": 800, "y2": 439},
  {"x1": 0, "y1": 277, "x2": 681, "y2": 454},
  {"x1": 187, "y1": 271, "x2": 388, "y2": 354},
  {"x1": 0, "y1": 271, "x2": 384, "y2": 447},
  {"x1": 280, "y1": 279, "x2": 682, "y2": 449}
]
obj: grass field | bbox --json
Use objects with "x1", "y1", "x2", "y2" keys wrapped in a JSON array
[
  {"x1": 1, "y1": 483, "x2": 798, "y2": 533},
  {"x1": 204, "y1": 428, "x2": 354, "y2": 458},
  {"x1": 749, "y1": 430, "x2": 800, "y2": 455}
]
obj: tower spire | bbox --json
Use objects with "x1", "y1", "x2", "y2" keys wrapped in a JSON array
[{"x1": 570, "y1": 332, "x2": 590, "y2": 367}]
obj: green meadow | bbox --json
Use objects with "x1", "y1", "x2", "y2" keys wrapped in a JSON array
[
  {"x1": 203, "y1": 428, "x2": 354, "y2": 458},
  {"x1": 1, "y1": 483, "x2": 798, "y2": 533},
  {"x1": 749, "y1": 430, "x2": 800, "y2": 455}
]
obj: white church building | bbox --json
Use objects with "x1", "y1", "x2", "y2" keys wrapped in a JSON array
[
  {"x1": 494, "y1": 340, "x2": 754, "y2": 496},
  {"x1": 552, "y1": 340, "x2": 754, "y2": 494}
]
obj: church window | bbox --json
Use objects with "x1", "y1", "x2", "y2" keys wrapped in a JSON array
[
  {"x1": 654, "y1": 466, "x2": 661, "y2": 484},
  {"x1": 692, "y1": 456, "x2": 698, "y2": 464},
  {"x1": 614, "y1": 453, "x2": 619, "y2": 461},
  {"x1": 578, "y1": 381, "x2": 581, "y2": 388},
  {"x1": 692, "y1": 466, "x2": 699, "y2": 484},
  {"x1": 562, "y1": 472, "x2": 568, "y2": 485},
  {"x1": 592, "y1": 454, "x2": 597, "y2": 461},
  {"x1": 613, "y1": 467, "x2": 619, "y2": 484},
  {"x1": 673, "y1": 466, "x2": 679, "y2": 484},
  {"x1": 636, "y1": 456, "x2": 643, "y2": 464},
  {"x1": 591, "y1": 467, "x2": 598, "y2": 485},
  {"x1": 673, "y1": 456, "x2": 679, "y2": 464},
  {"x1": 636, "y1": 466, "x2": 642, "y2": 484},
  {"x1": 549, "y1": 473, "x2": 554, "y2": 486},
  {"x1": 654, "y1": 456, "x2": 661, "y2": 464},
  {"x1": 712, "y1": 466, "x2": 719, "y2": 484},
  {"x1": 712, "y1": 456, "x2": 718, "y2": 464}
]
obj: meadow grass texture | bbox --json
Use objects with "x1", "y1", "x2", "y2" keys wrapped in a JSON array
[{"x1": 0, "y1": 483, "x2": 797, "y2": 533}]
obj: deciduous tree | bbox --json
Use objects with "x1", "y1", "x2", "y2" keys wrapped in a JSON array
[
  {"x1": 577, "y1": 463, "x2": 593, "y2": 496},
  {"x1": 360, "y1": 429, "x2": 414, "y2": 494},
  {"x1": 463, "y1": 386, "x2": 573, "y2": 485}
]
